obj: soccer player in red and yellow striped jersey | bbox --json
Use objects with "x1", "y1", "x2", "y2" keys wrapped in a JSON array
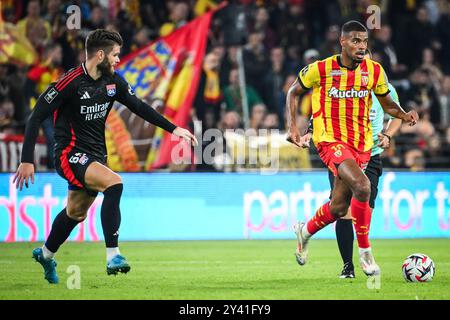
[
  {"x1": 286, "y1": 21, "x2": 419, "y2": 276},
  {"x1": 298, "y1": 51, "x2": 388, "y2": 154}
]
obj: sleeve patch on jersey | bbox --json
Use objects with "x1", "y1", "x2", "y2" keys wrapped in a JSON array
[
  {"x1": 128, "y1": 84, "x2": 135, "y2": 96},
  {"x1": 44, "y1": 88, "x2": 58, "y2": 103}
]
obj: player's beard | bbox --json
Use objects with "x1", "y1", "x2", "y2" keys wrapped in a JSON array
[
  {"x1": 352, "y1": 50, "x2": 365, "y2": 63},
  {"x1": 97, "y1": 59, "x2": 114, "y2": 78},
  {"x1": 353, "y1": 55, "x2": 364, "y2": 63}
]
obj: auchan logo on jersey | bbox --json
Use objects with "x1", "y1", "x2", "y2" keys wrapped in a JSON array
[{"x1": 328, "y1": 87, "x2": 369, "y2": 99}]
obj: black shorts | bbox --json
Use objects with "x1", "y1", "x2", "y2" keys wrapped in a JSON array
[
  {"x1": 328, "y1": 154, "x2": 383, "y2": 208},
  {"x1": 54, "y1": 146, "x2": 106, "y2": 197}
]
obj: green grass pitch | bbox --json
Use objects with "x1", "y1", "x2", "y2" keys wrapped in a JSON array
[{"x1": 0, "y1": 239, "x2": 449, "y2": 300}]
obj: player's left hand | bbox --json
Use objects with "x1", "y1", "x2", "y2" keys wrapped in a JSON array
[
  {"x1": 404, "y1": 110, "x2": 419, "y2": 126},
  {"x1": 377, "y1": 133, "x2": 390, "y2": 149},
  {"x1": 13, "y1": 162, "x2": 35, "y2": 191},
  {"x1": 173, "y1": 127, "x2": 198, "y2": 146}
]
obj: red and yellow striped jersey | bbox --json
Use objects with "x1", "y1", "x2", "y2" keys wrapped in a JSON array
[{"x1": 298, "y1": 55, "x2": 390, "y2": 152}]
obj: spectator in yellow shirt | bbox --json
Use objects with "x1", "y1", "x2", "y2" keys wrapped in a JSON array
[{"x1": 17, "y1": 0, "x2": 51, "y2": 54}]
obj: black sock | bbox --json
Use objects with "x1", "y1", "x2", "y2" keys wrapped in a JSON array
[
  {"x1": 336, "y1": 219, "x2": 354, "y2": 266},
  {"x1": 45, "y1": 208, "x2": 79, "y2": 253},
  {"x1": 101, "y1": 183, "x2": 123, "y2": 248}
]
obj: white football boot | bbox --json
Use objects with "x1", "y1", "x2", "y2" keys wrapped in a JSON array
[
  {"x1": 359, "y1": 249, "x2": 381, "y2": 276},
  {"x1": 293, "y1": 222, "x2": 309, "y2": 266}
]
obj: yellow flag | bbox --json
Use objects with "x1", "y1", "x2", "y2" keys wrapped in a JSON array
[{"x1": 0, "y1": 7, "x2": 38, "y2": 66}]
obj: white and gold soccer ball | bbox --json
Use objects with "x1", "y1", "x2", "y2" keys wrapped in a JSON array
[{"x1": 402, "y1": 253, "x2": 435, "y2": 282}]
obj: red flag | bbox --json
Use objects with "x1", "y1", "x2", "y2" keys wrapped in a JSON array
[
  {"x1": 113, "y1": 7, "x2": 222, "y2": 170},
  {"x1": 150, "y1": 10, "x2": 214, "y2": 169}
]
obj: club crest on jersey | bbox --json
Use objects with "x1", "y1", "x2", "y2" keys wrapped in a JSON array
[
  {"x1": 69, "y1": 153, "x2": 89, "y2": 165},
  {"x1": 362, "y1": 76, "x2": 369, "y2": 86},
  {"x1": 79, "y1": 154, "x2": 89, "y2": 165},
  {"x1": 331, "y1": 144, "x2": 344, "y2": 157},
  {"x1": 106, "y1": 84, "x2": 116, "y2": 97}
]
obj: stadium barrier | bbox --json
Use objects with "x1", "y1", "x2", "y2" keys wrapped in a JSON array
[{"x1": 1, "y1": 171, "x2": 449, "y2": 242}]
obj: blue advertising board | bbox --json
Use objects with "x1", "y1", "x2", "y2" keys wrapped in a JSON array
[{"x1": 1, "y1": 171, "x2": 449, "y2": 242}]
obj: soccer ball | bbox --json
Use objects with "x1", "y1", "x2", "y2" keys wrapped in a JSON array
[{"x1": 402, "y1": 253, "x2": 435, "y2": 282}]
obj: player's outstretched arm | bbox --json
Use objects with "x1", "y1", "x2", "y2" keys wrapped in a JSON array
[
  {"x1": 115, "y1": 75, "x2": 197, "y2": 146},
  {"x1": 286, "y1": 79, "x2": 307, "y2": 148},
  {"x1": 124, "y1": 97, "x2": 197, "y2": 146},
  {"x1": 377, "y1": 94, "x2": 419, "y2": 126}
]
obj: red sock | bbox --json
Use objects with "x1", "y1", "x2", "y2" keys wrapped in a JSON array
[
  {"x1": 306, "y1": 202, "x2": 337, "y2": 235},
  {"x1": 351, "y1": 198, "x2": 372, "y2": 249}
]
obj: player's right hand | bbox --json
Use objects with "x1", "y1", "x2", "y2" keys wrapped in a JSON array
[
  {"x1": 13, "y1": 162, "x2": 35, "y2": 191},
  {"x1": 287, "y1": 127, "x2": 311, "y2": 148},
  {"x1": 173, "y1": 127, "x2": 198, "y2": 147},
  {"x1": 299, "y1": 132, "x2": 312, "y2": 148},
  {"x1": 404, "y1": 110, "x2": 419, "y2": 126}
]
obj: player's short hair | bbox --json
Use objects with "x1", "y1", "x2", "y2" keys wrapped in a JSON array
[
  {"x1": 85, "y1": 29, "x2": 123, "y2": 58},
  {"x1": 341, "y1": 20, "x2": 368, "y2": 36}
]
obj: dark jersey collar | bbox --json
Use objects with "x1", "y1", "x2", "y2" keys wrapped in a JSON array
[
  {"x1": 81, "y1": 62, "x2": 97, "y2": 82},
  {"x1": 336, "y1": 55, "x2": 360, "y2": 71},
  {"x1": 81, "y1": 62, "x2": 113, "y2": 82}
]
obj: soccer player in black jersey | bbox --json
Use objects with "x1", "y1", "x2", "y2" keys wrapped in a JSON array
[{"x1": 13, "y1": 29, "x2": 197, "y2": 284}]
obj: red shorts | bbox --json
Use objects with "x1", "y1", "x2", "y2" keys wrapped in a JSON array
[{"x1": 317, "y1": 142, "x2": 371, "y2": 177}]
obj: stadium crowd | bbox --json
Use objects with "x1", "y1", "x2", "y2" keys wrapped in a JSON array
[{"x1": 1, "y1": 0, "x2": 449, "y2": 171}]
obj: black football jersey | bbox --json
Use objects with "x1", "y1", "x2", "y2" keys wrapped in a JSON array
[{"x1": 21, "y1": 63, "x2": 176, "y2": 163}]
